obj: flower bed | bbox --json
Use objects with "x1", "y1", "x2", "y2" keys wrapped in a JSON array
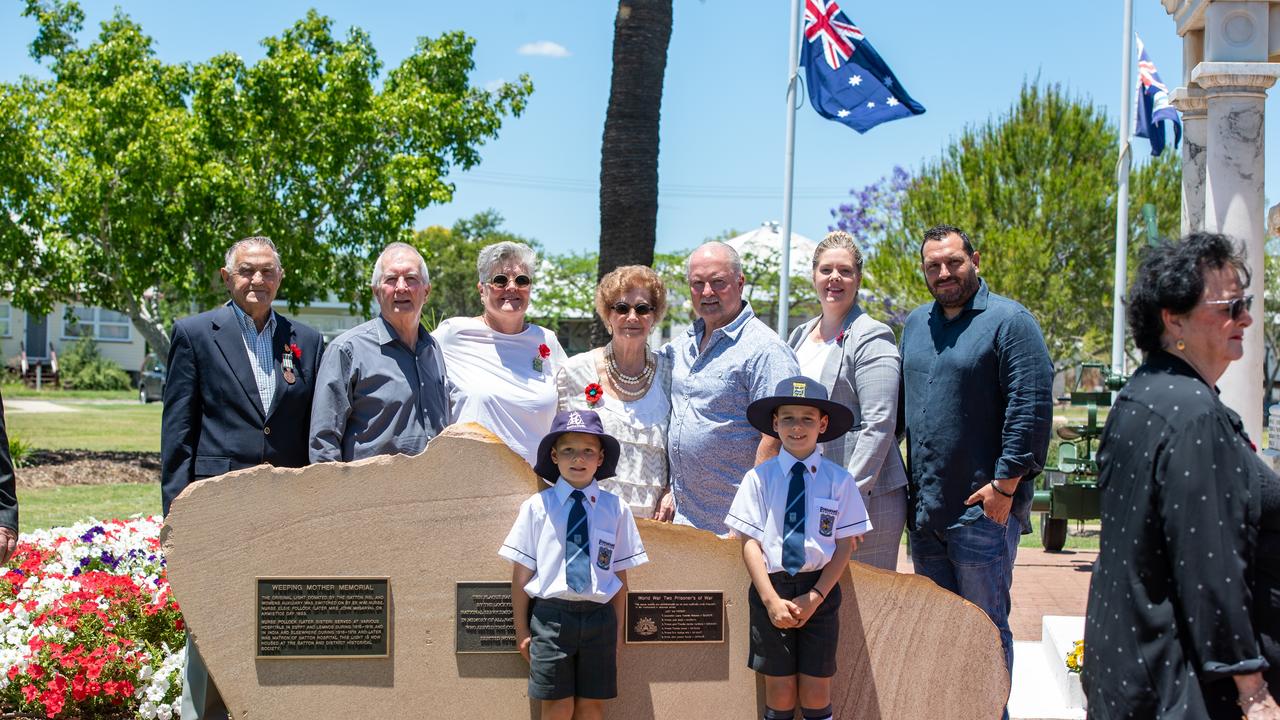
[{"x1": 0, "y1": 517, "x2": 184, "y2": 719}]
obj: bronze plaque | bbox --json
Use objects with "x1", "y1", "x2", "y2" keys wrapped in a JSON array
[
  {"x1": 256, "y1": 578, "x2": 389, "y2": 659},
  {"x1": 625, "y1": 591, "x2": 725, "y2": 644},
  {"x1": 456, "y1": 581, "x2": 518, "y2": 654}
]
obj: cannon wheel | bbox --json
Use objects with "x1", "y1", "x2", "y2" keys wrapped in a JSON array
[{"x1": 1041, "y1": 514, "x2": 1068, "y2": 552}]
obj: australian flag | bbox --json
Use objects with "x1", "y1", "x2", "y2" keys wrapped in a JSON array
[
  {"x1": 801, "y1": 0, "x2": 924, "y2": 133},
  {"x1": 1134, "y1": 35, "x2": 1181, "y2": 156}
]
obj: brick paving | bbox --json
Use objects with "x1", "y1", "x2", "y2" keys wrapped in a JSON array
[{"x1": 894, "y1": 544, "x2": 1096, "y2": 641}]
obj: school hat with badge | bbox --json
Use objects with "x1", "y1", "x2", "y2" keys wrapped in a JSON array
[
  {"x1": 746, "y1": 375, "x2": 855, "y2": 443},
  {"x1": 533, "y1": 409, "x2": 622, "y2": 481}
]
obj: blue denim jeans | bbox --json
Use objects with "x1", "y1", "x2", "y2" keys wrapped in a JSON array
[{"x1": 909, "y1": 513, "x2": 1019, "y2": 714}]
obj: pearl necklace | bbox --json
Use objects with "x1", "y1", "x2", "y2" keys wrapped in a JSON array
[{"x1": 604, "y1": 344, "x2": 655, "y2": 400}]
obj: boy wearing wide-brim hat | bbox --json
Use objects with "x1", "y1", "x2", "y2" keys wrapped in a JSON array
[
  {"x1": 500, "y1": 409, "x2": 648, "y2": 720},
  {"x1": 725, "y1": 376, "x2": 870, "y2": 720}
]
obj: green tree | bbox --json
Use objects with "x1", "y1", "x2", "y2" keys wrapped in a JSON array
[
  {"x1": 0, "y1": 1, "x2": 532, "y2": 358},
  {"x1": 857, "y1": 82, "x2": 1180, "y2": 366},
  {"x1": 1264, "y1": 238, "x2": 1279, "y2": 404}
]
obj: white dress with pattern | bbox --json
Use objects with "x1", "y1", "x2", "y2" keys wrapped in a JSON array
[{"x1": 555, "y1": 349, "x2": 671, "y2": 519}]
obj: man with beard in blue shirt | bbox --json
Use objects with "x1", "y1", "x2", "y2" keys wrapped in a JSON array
[{"x1": 900, "y1": 225, "x2": 1052, "y2": 711}]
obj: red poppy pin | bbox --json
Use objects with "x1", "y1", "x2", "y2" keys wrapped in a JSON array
[
  {"x1": 533, "y1": 343, "x2": 551, "y2": 372},
  {"x1": 289, "y1": 343, "x2": 302, "y2": 360},
  {"x1": 584, "y1": 383, "x2": 604, "y2": 407},
  {"x1": 835, "y1": 330, "x2": 846, "y2": 344}
]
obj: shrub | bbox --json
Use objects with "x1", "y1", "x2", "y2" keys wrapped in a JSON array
[
  {"x1": 58, "y1": 339, "x2": 131, "y2": 392},
  {"x1": 7, "y1": 436, "x2": 32, "y2": 469}
]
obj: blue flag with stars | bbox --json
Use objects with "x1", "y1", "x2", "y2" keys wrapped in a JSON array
[
  {"x1": 801, "y1": 0, "x2": 924, "y2": 133},
  {"x1": 1134, "y1": 35, "x2": 1181, "y2": 157}
]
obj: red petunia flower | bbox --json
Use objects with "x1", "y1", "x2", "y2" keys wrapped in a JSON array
[
  {"x1": 584, "y1": 383, "x2": 604, "y2": 407},
  {"x1": 538, "y1": 343, "x2": 551, "y2": 359}
]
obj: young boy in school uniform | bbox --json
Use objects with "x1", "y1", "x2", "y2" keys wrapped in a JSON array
[
  {"x1": 500, "y1": 409, "x2": 648, "y2": 720},
  {"x1": 725, "y1": 376, "x2": 870, "y2": 720}
]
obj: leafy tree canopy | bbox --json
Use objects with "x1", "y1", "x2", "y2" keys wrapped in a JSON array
[{"x1": 0, "y1": 0, "x2": 533, "y2": 357}]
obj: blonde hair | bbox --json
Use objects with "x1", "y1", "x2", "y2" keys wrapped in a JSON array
[{"x1": 811, "y1": 230, "x2": 864, "y2": 273}]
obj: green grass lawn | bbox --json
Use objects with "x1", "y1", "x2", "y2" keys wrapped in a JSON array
[
  {"x1": 6, "y1": 402, "x2": 161, "y2": 452},
  {"x1": 2, "y1": 384, "x2": 136, "y2": 401},
  {"x1": 1019, "y1": 513, "x2": 1100, "y2": 551},
  {"x1": 17, "y1": 483, "x2": 158, "y2": 533}
]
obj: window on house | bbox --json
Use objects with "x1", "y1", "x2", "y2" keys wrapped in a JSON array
[
  {"x1": 64, "y1": 306, "x2": 131, "y2": 341},
  {"x1": 0, "y1": 303, "x2": 10, "y2": 337}
]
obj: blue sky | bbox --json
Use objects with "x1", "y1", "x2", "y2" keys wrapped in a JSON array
[{"x1": 3, "y1": 1, "x2": 1275, "y2": 257}]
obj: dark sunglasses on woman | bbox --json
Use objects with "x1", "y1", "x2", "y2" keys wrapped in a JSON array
[
  {"x1": 611, "y1": 302, "x2": 653, "y2": 316},
  {"x1": 1203, "y1": 294, "x2": 1252, "y2": 320},
  {"x1": 489, "y1": 274, "x2": 532, "y2": 289}
]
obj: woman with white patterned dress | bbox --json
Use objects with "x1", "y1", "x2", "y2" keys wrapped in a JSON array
[{"x1": 555, "y1": 265, "x2": 670, "y2": 519}]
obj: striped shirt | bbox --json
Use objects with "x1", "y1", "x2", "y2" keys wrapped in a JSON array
[{"x1": 230, "y1": 302, "x2": 277, "y2": 416}]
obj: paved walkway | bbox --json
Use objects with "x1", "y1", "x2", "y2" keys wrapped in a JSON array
[
  {"x1": 4, "y1": 399, "x2": 77, "y2": 413},
  {"x1": 894, "y1": 543, "x2": 1095, "y2": 640}
]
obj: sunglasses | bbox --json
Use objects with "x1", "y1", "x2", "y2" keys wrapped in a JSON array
[
  {"x1": 611, "y1": 302, "x2": 654, "y2": 316},
  {"x1": 1203, "y1": 294, "x2": 1252, "y2": 320},
  {"x1": 488, "y1": 274, "x2": 532, "y2": 289}
]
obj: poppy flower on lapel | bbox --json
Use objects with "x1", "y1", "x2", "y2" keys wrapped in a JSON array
[
  {"x1": 836, "y1": 330, "x2": 846, "y2": 344},
  {"x1": 289, "y1": 343, "x2": 302, "y2": 360},
  {"x1": 584, "y1": 383, "x2": 604, "y2": 407},
  {"x1": 533, "y1": 343, "x2": 552, "y2": 372}
]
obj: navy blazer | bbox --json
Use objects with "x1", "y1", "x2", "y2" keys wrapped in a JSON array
[
  {"x1": 0, "y1": 388, "x2": 18, "y2": 531},
  {"x1": 160, "y1": 304, "x2": 324, "y2": 515}
]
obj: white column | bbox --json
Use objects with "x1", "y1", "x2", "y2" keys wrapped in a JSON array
[
  {"x1": 1191, "y1": 62, "x2": 1279, "y2": 445},
  {"x1": 1169, "y1": 87, "x2": 1207, "y2": 234}
]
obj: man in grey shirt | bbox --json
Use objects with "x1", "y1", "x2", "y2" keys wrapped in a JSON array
[{"x1": 310, "y1": 242, "x2": 449, "y2": 462}]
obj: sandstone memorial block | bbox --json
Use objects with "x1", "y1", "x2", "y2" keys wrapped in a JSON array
[{"x1": 162, "y1": 423, "x2": 1009, "y2": 718}]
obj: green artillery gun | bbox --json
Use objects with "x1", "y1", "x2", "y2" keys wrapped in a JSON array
[{"x1": 1032, "y1": 362, "x2": 1127, "y2": 552}]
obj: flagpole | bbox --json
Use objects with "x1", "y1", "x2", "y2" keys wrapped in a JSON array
[
  {"x1": 1111, "y1": 0, "x2": 1134, "y2": 377},
  {"x1": 777, "y1": 0, "x2": 804, "y2": 338}
]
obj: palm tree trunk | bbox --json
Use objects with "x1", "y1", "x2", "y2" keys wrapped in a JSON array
[{"x1": 595, "y1": 0, "x2": 672, "y2": 345}]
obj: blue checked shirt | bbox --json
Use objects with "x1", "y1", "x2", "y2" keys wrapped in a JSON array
[
  {"x1": 230, "y1": 302, "x2": 278, "y2": 417},
  {"x1": 662, "y1": 302, "x2": 800, "y2": 534}
]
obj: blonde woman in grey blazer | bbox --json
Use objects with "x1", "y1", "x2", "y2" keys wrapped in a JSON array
[{"x1": 786, "y1": 231, "x2": 908, "y2": 571}]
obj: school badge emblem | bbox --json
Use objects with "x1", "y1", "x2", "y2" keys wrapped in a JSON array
[
  {"x1": 596, "y1": 539, "x2": 615, "y2": 570},
  {"x1": 791, "y1": 381, "x2": 806, "y2": 397},
  {"x1": 818, "y1": 507, "x2": 836, "y2": 537}
]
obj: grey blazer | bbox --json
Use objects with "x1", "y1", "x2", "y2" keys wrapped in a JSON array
[{"x1": 787, "y1": 305, "x2": 908, "y2": 498}]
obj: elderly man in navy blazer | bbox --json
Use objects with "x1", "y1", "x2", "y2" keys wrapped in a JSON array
[{"x1": 160, "y1": 235, "x2": 323, "y2": 720}]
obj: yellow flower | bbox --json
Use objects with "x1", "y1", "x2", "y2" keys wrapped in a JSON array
[{"x1": 1065, "y1": 639, "x2": 1084, "y2": 674}]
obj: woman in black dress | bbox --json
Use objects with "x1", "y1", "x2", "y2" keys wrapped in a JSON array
[{"x1": 1083, "y1": 232, "x2": 1279, "y2": 719}]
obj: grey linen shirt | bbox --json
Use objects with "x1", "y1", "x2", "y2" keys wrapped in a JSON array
[
  {"x1": 309, "y1": 316, "x2": 449, "y2": 463},
  {"x1": 663, "y1": 301, "x2": 800, "y2": 534},
  {"x1": 900, "y1": 279, "x2": 1053, "y2": 533}
]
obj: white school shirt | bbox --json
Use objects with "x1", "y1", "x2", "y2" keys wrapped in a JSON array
[
  {"x1": 724, "y1": 448, "x2": 871, "y2": 574},
  {"x1": 499, "y1": 478, "x2": 649, "y2": 602},
  {"x1": 432, "y1": 317, "x2": 568, "y2": 466}
]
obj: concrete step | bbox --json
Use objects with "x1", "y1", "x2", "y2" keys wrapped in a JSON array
[
  {"x1": 1040, "y1": 615, "x2": 1086, "y2": 709},
  {"x1": 1009, "y1": 631, "x2": 1086, "y2": 720}
]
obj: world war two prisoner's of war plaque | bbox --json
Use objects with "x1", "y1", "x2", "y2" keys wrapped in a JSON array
[
  {"x1": 456, "y1": 581, "x2": 518, "y2": 654},
  {"x1": 626, "y1": 592, "x2": 724, "y2": 644},
  {"x1": 256, "y1": 578, "x2": 390, "y2": 659}
]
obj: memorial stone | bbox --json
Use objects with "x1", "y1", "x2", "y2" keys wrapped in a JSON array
[{"x1": 163, "y1": 423, "x2": 1008, "y2": 718}]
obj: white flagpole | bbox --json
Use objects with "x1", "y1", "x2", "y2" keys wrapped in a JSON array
[
  {"x1": 1111, "y1": 0, "x2": 1134, "y2": 376},
  {"x1": 777, "y1": 0, "x2": 804, "y2": 338}
]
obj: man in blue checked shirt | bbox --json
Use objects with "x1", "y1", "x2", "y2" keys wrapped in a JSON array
[{"x1": 658, "y1": 242, "x2": 801, "y2": 534}]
